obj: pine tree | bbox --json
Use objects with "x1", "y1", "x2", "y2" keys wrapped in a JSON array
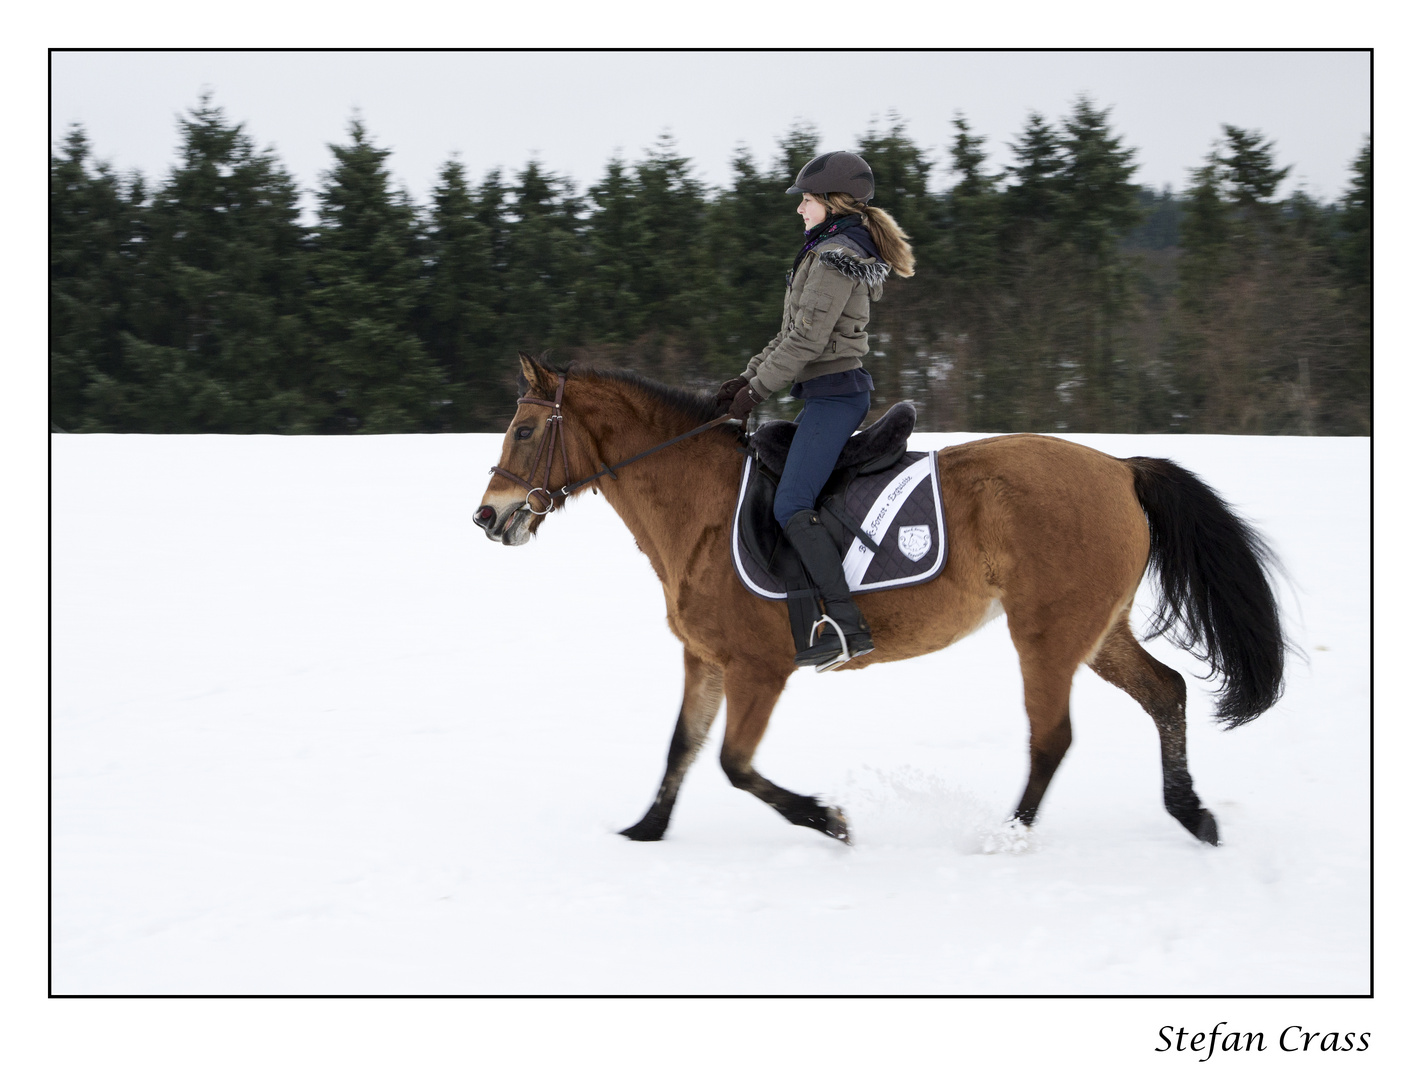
[
  {"x1": 583, "y1": 155, "x2": 643, "y2": 345},
  {"x1": 1178, "y1": 159, "x2": 1230, "y2": 309},
  {"x1": 941, "y1": 114, "x2": 1003, "y2": 288},
  {"x1": 1004, "y1": 112, "x2": 1066, "y2": 236},
  {"x1": 1220, "y1": 125, "x2": 1291, "y2": 208},
  {"x1": 1336, "y1": 135, "x2": 1372, "y2": 296},
  {"x1": 49, "y1": 126, "x2": 143, "y2": 431},
  {"x1": 1057, "y1": 97, "x2": 1142, "y2": 428},
  {"x1": 997, "y1": 112, "x2": 1073, "y2": 431},
  {"x1": 308, "y1": 118, "x2": 444, "y2": 433},
  {"x1": 704, "y1": 145, "x2": 790, "y2": 371},
  {"x1": 938, "y1": 114, "x2": 1009, "y2": 428},
  {"x1": 856, "y1": 112, "x2": 936, "y2": 252},
  {"x1": 1332, "y1": 135, "x2": 1372, "y2": 431},
  {"x1": 499, "y1": 161, "x2": 586, "y2": 357},
  {"x1": 1169, "y1": 126, "x2": 1354, "y2": 433},
  {"x1": 118, "y1": 96, "x2": 314, "y2": 432},
  {"x1": 628, "y1": 132, "x2": 712, "y2": 359},
  {"x1": 1059, "y1": 98, "x2": 1142, "y2": 265},
  {"x1": 420, "y1": 157, "x2": 502, "y2": 429}
]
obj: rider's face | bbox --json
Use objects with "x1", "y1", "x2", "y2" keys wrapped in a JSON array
[{"x1": 798, "y1": 194, "x2": 827, "y2": 229}]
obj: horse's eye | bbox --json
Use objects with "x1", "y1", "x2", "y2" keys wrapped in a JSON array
[{"x1": 515, "y1": 426, "x2": 534, "y2": 441}]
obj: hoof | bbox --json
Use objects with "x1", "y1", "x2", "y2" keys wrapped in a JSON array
[
  {"x1": 619, "y1": 818, "x2": 667, "y2": 842},
  {"x1": 1194, "y1": 808, "x2": 1220, "y2": 846},
  {"x1": 813, "y1": 803, "x2": 852, "y2": 844}
]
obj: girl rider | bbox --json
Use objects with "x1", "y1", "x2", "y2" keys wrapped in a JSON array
[{"x1": 716, "y1": 151, "x2": 915, "y2": 668}]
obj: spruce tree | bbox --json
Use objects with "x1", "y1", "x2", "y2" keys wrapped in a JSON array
[
  {"x1": 499, "y1": 161, "x2": 586, "y2": 357},
  {"x1": 939, "y1": 114, "x2": 1008, "y2": 429},
  {"x1": 420, "y1": 157, "x2": 502, "y2": 429},
  {"x1": 1335, "y1": 135, "x2": 1372, "y2": 296},
  {"x1": 1169, "y1": 126, "x2": 1353, "y2": 433},
  {"x1": 1332, "y1": 135, "x2": 1372, "y2": 431},
  {"x1": 118, "y1": 96, "x2": 314, "y2": 432},
  {"x1": 1058, "y1": 97, "x2": 1142, "y2": 428},
  {"x1": 308, "y1": 118, "x2": 444, "y2": 433},
  {"x1": 628, "y1": 132, "x2": 712, "y2": 361},
  {"x1": 583, "y1": 156, "x2": 643, "y2": 345},
  {"x1": 1059, "y1": 98, "x2": 1141, "y2": 265},
  {"x1": 999, "y1": 112, "x2": 1073, "y2": 431},
  {"x1": 49, "y1": 126, "x2": 142, "y2": 431},
  {"x1": 856, "y1": 113, "x2": 936, "y2": 253},
  {"x1": 1004, "y1": 112, "x2": 1066, "y2": 238},
  {"x1": 942, "y1": 114, "x2": 1003, "y2": 288},
  {"x1": 704, "y1": 145, "x2": 790, "y2": 371}
]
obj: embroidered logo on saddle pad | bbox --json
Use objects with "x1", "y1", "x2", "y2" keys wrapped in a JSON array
[
  {"x1": 732, "y1": 451, "x2": 947, "y2": 600},
  {"x1": 898, "y1": 524, "x2": 932, "y2": 562}
]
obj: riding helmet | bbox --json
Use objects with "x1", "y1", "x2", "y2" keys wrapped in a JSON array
[{"x1": 786, "y1": 151, "x2": 875, "y2": 203}]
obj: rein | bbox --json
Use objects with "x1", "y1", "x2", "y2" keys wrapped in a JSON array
[{"x1": 488, "y1": 374, "x2": 736, "y2": 515}]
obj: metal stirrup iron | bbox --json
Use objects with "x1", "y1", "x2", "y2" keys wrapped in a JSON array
[{"x1": 810, "y1": 614, "x2": 851, "y2": 673}]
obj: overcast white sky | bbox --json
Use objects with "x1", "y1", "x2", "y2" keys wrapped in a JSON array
[{"x1": 51, "y1": 50, "x2": 1370, "y2": 216}]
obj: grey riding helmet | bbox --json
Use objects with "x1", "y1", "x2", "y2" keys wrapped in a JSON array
[{"x1": 786, "y1": 151, "x2": 875, "y2": 202}]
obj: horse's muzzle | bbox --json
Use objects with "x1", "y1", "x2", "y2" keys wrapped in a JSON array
[
  {"x1": 474, "y1": 503, "x2": 532, "y2": 545},
  {"x1": 473, "y1": 503, "x2": 505, "y2": 542}
]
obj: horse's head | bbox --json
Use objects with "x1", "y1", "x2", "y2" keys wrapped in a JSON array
[{"x1": 474, "y1": 352, "x2": 580, "y2": 545}]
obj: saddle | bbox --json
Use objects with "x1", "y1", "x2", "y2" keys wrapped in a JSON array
[
  {"x1": 733, "y1": 402, "x2": 946, "y2": 655},
  {"x1": 748, "y1": 400, "x2": 918, "y2": 480}
]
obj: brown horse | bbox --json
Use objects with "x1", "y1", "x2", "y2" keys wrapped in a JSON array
[{"x1": 475, "y1": 354, "x2": 1287, "y2": 847}]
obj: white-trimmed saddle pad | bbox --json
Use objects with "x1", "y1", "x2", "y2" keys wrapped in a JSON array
[{"x1": 732, "y1": 450, "x2": 947, "y2": 600}]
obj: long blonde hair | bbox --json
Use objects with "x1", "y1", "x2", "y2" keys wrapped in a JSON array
[{"x1": 818, "y1": 192, "x2": 915, "y2": 278}]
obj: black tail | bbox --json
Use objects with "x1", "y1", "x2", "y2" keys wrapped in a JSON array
[{"x1": 1128, "y1": 457, "x2": 1288, "y2": 727}]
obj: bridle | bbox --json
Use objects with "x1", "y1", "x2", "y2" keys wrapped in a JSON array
[
  {"x1": 486, "y1": 374, "x2": 737, "y2": 517},
  {"x1": 488, "y1": 375, "x2": 574, "y2": 515}
]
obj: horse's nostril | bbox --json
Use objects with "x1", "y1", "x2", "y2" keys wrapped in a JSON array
[{"x1": 475, "y1": 506, "x2": 496, "y2": 525}]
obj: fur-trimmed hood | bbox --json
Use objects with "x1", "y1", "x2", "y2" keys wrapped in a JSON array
[{"x1": 818, "y1": 246, "x2": 892, "y2": 288}]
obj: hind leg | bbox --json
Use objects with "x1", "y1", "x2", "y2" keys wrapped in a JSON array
[
  {"x1": 620, "y1": 648, "x2": 724, "y2": 841},
  {"x1": 719, "y1": 660, "x2": 849, "y2": 842},
  {"x1": 1010, "y1": 648, "x2": 1076, "y2": 829},
  {"x1": 1090, "y1": 619, "x2": 1219, "y2": 844}
]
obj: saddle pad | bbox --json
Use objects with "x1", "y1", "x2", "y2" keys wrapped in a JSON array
[{"x1": 732, "y1": 450, "x2": 947, "y2": 600}]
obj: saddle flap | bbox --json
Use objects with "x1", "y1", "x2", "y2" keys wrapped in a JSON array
[
  {"x1": 736, "y1": 464, "x2": 784, "y2": 576},
  {"x1": 749, "y1": 400, "x2": 917, "y2": 478}
]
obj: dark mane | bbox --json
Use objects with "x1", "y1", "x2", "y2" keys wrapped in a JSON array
[{"x1": 564, "y1": 361, "x2": 731, "y2": 429}]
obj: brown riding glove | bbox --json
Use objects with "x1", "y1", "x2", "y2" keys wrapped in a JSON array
[
  {"x1": 727, "y1": 384, "x2": 763, "y2": 423},
  {"x1": 714, "y1": 376, "x2": 749, "y2": 410}
]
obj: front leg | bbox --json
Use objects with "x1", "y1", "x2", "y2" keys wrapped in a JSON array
[
  {"x1": 719, "y1": 659, "x2": 850, "y2": 843},
  {"x1": 620, "y1": 647, "x2": 724, "y2": 841}
]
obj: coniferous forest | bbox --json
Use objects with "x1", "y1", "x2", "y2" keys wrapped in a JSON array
[{"x1": 50, "y1": 96, "x2": 1372, "y2": 435}]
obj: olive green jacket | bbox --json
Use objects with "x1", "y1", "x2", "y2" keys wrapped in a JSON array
[{"x1": 741, "y1": 239, "x2": 891, "y2": 399}]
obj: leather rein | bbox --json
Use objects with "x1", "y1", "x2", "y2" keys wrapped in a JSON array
[{"x1": 488, "y1": 374, "x2": 736, "y2": 515}]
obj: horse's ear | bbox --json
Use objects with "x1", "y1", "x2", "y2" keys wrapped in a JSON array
[{"x1": 518, "y1": 351, "x2": 551, "y2": 394}]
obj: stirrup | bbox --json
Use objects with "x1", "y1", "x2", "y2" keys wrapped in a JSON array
[{"x1": 809, "y1": 615, "x2": 851, "y2": 672}]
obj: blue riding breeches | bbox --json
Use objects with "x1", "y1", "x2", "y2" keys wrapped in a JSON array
[{"x1": 772, "y1": 390, "x2": 872, "y2": 528}]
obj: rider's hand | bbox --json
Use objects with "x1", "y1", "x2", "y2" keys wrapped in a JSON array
[
  {"x1": 727, "y1": 384, "x2": 763, "y2": 423},
  {"x1": 715, "y1": 376, "x2": 749, "y2": 410}
]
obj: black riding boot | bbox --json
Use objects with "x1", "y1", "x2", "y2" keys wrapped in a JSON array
[{"x1": 782, "y1": 509, "x2": 875, "y2": 669}]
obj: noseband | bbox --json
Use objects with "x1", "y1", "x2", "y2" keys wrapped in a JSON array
[{"x1": 487, "y1": 373, "x2": 738, "y2": 516}]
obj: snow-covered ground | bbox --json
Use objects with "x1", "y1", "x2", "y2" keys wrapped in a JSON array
[{"x1": 51, "y1": 430, "x2": 1370, "y2": 1002}]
